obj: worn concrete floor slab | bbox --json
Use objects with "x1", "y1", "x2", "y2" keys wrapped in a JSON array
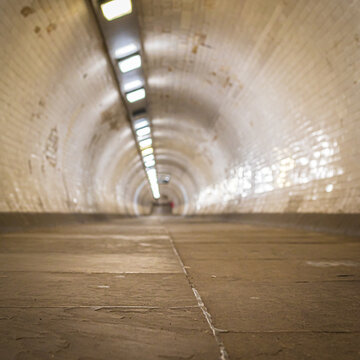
[
  {"x1": 0, "y1": 217, "x2": 359, "y2": 359},
  {"x1": 167, "y1": 219, "x2": 360, "y2": 359},
  {"x1": 0, "y1": 307, "x2": 218, "y2": 360}
]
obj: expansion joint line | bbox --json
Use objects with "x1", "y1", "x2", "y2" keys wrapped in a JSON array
[{"x1": 163, "y1": 226, "x2": 229, "y2": 360}]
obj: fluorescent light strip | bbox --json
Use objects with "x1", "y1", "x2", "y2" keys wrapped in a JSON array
[
  {"x1": 134, "y1": 119, "x2": 149, "y2": 130},
  {"x1": 124, "y1": 79, "x2": 143, "y2": 92},
  {"x1": 118, "y1": 55, "x2": 141, "y2": 73},
  {"x1": 126, "y1": 88, "x2": 145, "y2": 103},
  {"x1": 98, "y1": 1, "x2": 159, "y2": 200},
  {"x1": 143, "y1": 154, "x2": 154, "y2": 163},
  {"x1": 136, "y1": 126, "x2": 150, "y2": 138},
  {"x1": 101, "y1": 0, "x2": 132, "y2": 21},
  {"x1": 115, "y1": 43, "x2": 137, "y2": 58},
  {"x1": 147, "y1": 168, "x2": 160, "y2": 199},
  {"x1": 144, "y1": 159, "x2": 155, "y2": 168},
  {"x1": 139, "y1": 138, "x2": 152, "y2": 149},
  {"x1": 141, "y1": 147, "x2": 153, "y2": 156},
  {"x1": 150, "y1": 184, "x2": 160, "y2": 199}
]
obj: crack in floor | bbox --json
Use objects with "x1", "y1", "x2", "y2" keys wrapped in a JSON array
[{"x1": 162, "y1": 225, "x2": 230, "y2": 360}]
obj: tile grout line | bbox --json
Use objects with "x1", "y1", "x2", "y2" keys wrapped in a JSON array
[{"x1": 162, "y1": 226, "x2": 230, "y2": 360}]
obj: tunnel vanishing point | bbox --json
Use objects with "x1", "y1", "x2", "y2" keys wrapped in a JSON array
[{"x1": 0, "y1": 0, "x2": 360, "y2": 359}]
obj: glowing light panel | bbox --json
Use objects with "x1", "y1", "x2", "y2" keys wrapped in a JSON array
[
  {"x1": 141, "y1": 147, "x2": 153, "y2": 156},
  {"x1": 101, "y1": 0, "x2": 132, "y2": 21},
  {"x1": 115, "y1": 43, "x2": 137, "y2": 58},
  {"x1": 118, "y1": 55, "x2": 141, "y2": 73},
  {"x1": 147, "y1": 168, "x2": 160, "y2": 199},
  {"x1": 139, "y1": 138, "x2": 152, "y2": 149},
  {"x1": 124, "y1": 79, "x2": 143, "y2": 92},
  {"x1": 134, "y1": 119, "x2": 149, "y2": 130},
  {"x1": 136, "y1": 126, "x2": 150, "y2": 138},
  {"x1": 126, "y1": 88, "x2": 145, "y2": 103},
  {"x1": 144, "y1": 159, "x2": 156, "y2": 168},
  {"x1": 143, "y1": 154, "x2": 154, "y2": 163}
]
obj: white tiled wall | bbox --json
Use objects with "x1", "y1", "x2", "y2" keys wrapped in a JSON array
[
  {"x1": 0, "y1": 0, "x2": 138, "y2": 213},
  {"x1": 138, "y1": 0, "x2": 360, "y2": 214},
  {"x1": 0, "y1": 0, "x2": 359, "y2": 216}
]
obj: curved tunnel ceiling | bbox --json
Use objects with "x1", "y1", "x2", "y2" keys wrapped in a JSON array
[
  {"x1": 137, "y1": 0, "x2": 360, "y2": 214},
  {"x1": 0, "y1": 0, "x2": 359, "y2": 216}
]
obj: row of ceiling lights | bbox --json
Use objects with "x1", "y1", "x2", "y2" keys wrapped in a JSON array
[{"x1": 98, "y1": 0, "x2": 160, "y2": 199}]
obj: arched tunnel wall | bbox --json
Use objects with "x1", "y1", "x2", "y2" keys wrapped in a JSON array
[
  {"x1": 0, "y1": 0, "x2": 141, "y2": 218},
  {"x1": 0, "y1": 0, "x2": 359, "y2": 232},
  {"x1": 138, "y1": 0, "x2": 360, "y2": 216}
]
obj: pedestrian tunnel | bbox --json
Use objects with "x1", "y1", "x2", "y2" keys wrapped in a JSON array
[{"x1": 0, "y1": 0, "x2": 359, "y2": 232}]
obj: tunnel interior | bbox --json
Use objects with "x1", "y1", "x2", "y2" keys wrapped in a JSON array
[
  {"x1": 0, "y1": 0, "x2": 359, "y2": 359},
  {"x1": 1, "y1": 0, "x2": 359, "y2": 224}
]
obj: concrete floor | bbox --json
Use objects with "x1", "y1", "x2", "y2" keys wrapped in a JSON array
[{"x1": 0, "y1": 217, "x2": 359, "y2": 359}]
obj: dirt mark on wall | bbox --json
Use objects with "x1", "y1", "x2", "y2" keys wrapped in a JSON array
[
  {"x1": 101, "y1": 108, "x2": 121, "y2": 131},
  {"x1": 285, "y1": 195, "x2": 303, "y2": 212},
  {"x1": 46, "y1": 23, "x2": 57, "y2": 33},
  {"x1": 20, "y1": 6, "x2": 35, "y2": 17},
  {"x1": 44, "y1": 127, "x2": 58, "y2": 167}
]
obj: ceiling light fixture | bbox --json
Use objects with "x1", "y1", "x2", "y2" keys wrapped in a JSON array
[
  {"x1": 126, "y1": 88, "x2": 145, "y2": 103},
  {"x1": 136, "y1": 126, "x2": 150, "y2": 138},
  {"x1": 141, "y1": 147, "x2": 153, "y2": 156},
  {"x1": 124, "y1": 79, "x2": 143, "y2": 92},
  {"x1": 100, "y1": 0, "x2": 132, "y2": 21},
  {"x1": 147, "y1": 168, "x2": 160, "y2": 199},
  {"x1": 143, "y1": 154, "x2": 154, "y2": 163},
  {"x1": 115, "y1": 43, "x2": 137, "y2": 58},
  {"x1": 150, "y1": 182, "x2": 160, "y2": 199},
  {"x1": 94, "y1": 0, "x2": 160, "y2": 202},
  {"x1": 118, "y1": 54, "x2": 141, "y2": 73},
  {"x1": 159, "y1": 174, "x2": 171, "y2": 184},
  {"x1": 139, "y1": 138, "x2": 152, "y2": 149},
  {"x1": 134, "y1": 118, "x2": 149, "y2": 130},
  {"x1": 144, "y1": 159, "x2": 156, "y2": 168}
]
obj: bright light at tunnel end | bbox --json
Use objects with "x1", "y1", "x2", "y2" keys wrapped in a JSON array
[{"x1": 101, "y1": 0, "x2": 132, "y2": 21}]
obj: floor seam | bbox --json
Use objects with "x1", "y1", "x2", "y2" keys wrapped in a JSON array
[{"x1": 163, "y1": 226, "x2": 230, "y2": 360}]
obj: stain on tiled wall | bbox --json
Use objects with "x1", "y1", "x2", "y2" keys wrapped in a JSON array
[{"x1": 44, "y1": 127, "x2": 58, "y2": 167}]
